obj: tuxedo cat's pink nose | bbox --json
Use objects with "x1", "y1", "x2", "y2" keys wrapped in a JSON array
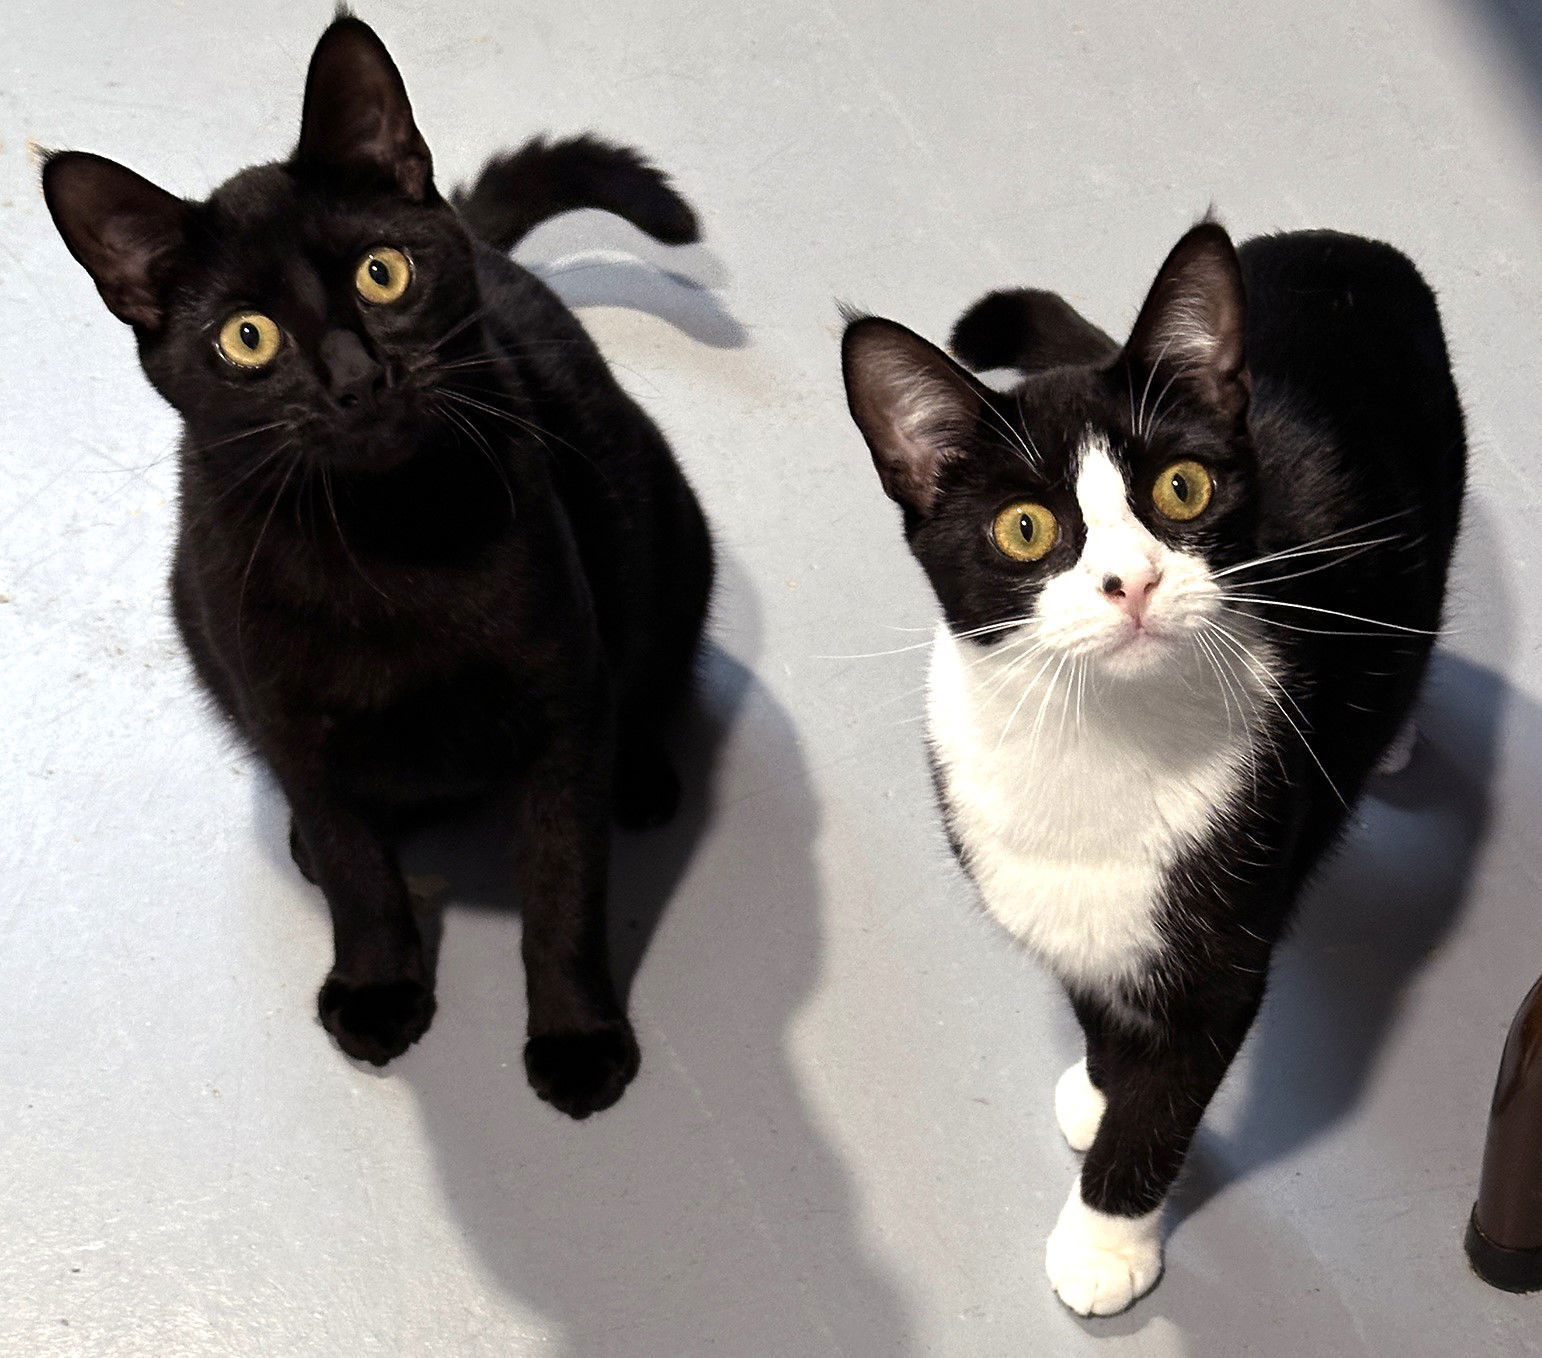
[{"x1": 1101, "y1": 566, "x2": 1161, "y2": 621}]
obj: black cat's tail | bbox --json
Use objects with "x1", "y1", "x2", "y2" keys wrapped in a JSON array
[
  {"x1": 451, "y1": 135, "x2": 699, "y2": 252},
  {"x1": 950, "y1": 288, "x2": 1118, "y2": 374}
]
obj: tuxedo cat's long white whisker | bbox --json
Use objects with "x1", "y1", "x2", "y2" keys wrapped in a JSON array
[
  {"x1": 1223, "y1": 594, "x2": 1440, "y2": 636},
  {"x1": 1216, "y1": 603, "x2": 1417, "y2": 640},
  {"x1": 1215, "y1": 531, "x2": 1404, "y2": 579},
  {"x1": 993, "y1": 646, "x2": 1061, "y2": 751},
  {"x1": 1191, "y1": 629, "x2": 1239, "y2": 743},
  {"x1": 1021, "y1": 650, "x2": 1073, "y2": 754},
  {"x1": 1226, "y1": 534, "x2": 1410, "y2": 589},
  {"x1": 1210, "y1": 510, "x2": 1416, "y2": 579},
  {"x1": 818, "y1": 615, "x2": 1033, "y2": 660},
  {"x1": 1205, "y1": 621, "x2": 1349, "y2": 809},
  {"x1": 979, "y1": 634, "x2": 1053, "y2": 705}
]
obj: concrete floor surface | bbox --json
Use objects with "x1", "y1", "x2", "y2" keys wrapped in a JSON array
[{"x1": 3, "y1": 1, "x2": 1541, "y2": 1354}]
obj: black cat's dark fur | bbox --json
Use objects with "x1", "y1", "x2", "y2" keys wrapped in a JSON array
[
  {"x1": 42, "y1": 15, "x2": 713, "y2": 1116},
  {"x1": 843, "y1": 222, "x2": 1465, "y2": 1308}
]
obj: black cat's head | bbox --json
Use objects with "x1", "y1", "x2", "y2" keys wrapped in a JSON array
[
  {"x1": 843, "y1": 222, "x2": 1260, "y2": 682},
  {"x1": 42, "y1": 15, "x2": 483, "y2": 474}
]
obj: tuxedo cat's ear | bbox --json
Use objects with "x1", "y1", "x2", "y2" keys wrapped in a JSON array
[
  {"x1": 843, "y1": 315, "x2": 986, "y2": 515},
  {"x1": 42, "y1": 151, "x2": 189, "y2": 330},
  {"x1": 1123, "y1": 221, "x2": 1249, "y2": 423},
  {"x1": 296, "y1": 15, "x2": 433, "y2": 200}
]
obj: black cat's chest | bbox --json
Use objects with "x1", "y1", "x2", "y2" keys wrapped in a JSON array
[{"x1": 319, "y1": 659, "x2": 540, "y2": 806}]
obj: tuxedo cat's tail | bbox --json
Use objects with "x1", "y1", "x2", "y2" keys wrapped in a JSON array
[
  {"x1": 950, "y1": 288, "x2": 1118, "y2": 374},
  {"x1": 452, "y1": 135, "x2": 699, "y2": 251}
]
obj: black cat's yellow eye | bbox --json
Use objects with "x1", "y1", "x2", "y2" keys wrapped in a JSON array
[
  {"x1": 216, "y1": 311, "x2": 282, "y2": 369},
  {"x1": 1152, "y1": 460, "x2": 1214, "y2": 522},
  {"x1": 991, "y1": 500, "x2": 1059, "y2": 562},
  {"x1": 355, "y1": 247, "x2": 412, "y2": 304}
]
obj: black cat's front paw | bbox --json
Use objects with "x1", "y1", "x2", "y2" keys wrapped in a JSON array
[
  {"x1": 614, "y1": 745, "x2": 681, "y2": 830},
  {"x1": 318, "y1": 974, "x2": 436, "y2": 1067},
  {"x1": 524, "y1": 1023, "x2": 640, "y2": 1118}
]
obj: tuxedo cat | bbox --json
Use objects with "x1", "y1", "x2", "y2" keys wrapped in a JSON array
[
  {"x1": 842, "y1": 222, "x2": 1465, "y2": 1312},
  {"x1": 42, "y1": 15, "x2": 713, "y2": 1117}
]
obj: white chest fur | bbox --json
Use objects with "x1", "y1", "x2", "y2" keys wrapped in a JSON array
[{"x1": 926, "y1": 626, "x2": 1263, "y2": 994}]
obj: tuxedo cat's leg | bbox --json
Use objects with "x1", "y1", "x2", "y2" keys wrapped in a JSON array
[
  {"x1": 1046, "y1": 987, "x2": 1262, "y2": 1316},
  {"x1": 517, "y1": 719, "x2": 639, "y2": 1119},
  {"x1": 283, "y1": 781, "x2": 435, "y2": 1067},
  {"x1": 1057, "y1": 992, "x2": 1110, "y2": 1152}
]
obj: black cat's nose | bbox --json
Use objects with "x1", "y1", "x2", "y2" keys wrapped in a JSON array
[{"x1": 320, "y1": 329, "x2": 386, "y2": 410}]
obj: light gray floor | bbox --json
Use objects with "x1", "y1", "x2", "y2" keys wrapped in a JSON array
[{"x1": 3, "y1": 1, "x2": 1541, "y2": 1353}]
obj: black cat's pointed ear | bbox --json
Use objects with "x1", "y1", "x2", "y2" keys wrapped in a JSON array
[
  {"x1": 1123, "y1": 221, "x2": 1249, "y2": 423},
  {"x1": 296, "y1": 15, "x2": 433, "y2": 199},
  {"x1": 42, "y1": 151, "x2": 189, "y2": 330},
  {"x1": 843, "y1": 315, "x2": 986, "y2": 516}
]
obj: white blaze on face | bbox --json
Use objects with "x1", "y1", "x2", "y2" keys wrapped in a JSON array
[
  {"x1": 1075, "y1": 438, "x2": 1164, "y2": 587},
  {"x1": 1032, "y1": 432, "x2": 1218, "y2": 666}
]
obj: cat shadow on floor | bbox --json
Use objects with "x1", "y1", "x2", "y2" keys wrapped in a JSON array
[
  {"x1": 377, "y1": 551, "x2": 913, "y2": 1358},
  {"x1": 518, "y1": 207, "x2": 750, "y2": 350},
  {"x1": 1166, "y1": 496, "x2": 1516, "y2": 1230}
]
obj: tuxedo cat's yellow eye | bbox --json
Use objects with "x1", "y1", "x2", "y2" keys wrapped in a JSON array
[
  {"x1": 1152, "y1": 460, "x2": 1213, "y2": 522},
  {"x1": 355, "y1": 247, "x2": 412, "y2": 304},
  {"x1": 991, "y1": 500, "x2": 1059, "y2": 562},
  {"x1": 216, "y1": 311, "x2": 281, "y2": 369}
]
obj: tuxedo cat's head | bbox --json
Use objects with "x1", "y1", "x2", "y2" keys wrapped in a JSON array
[
  {"x1": 843, "y1": 223, "x2": 1258, "y2": 680},
  {"x1": 42, "y1": 15, "x2": 481, "y2": 473}
]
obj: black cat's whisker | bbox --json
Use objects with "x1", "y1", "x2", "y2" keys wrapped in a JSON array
[
  {"x1": 438, "y1": 387, "x2": 589, "y2": 460},
  {"x1": 234, "y1": 448, "x2": 304, "y2": 684},
  {"x1": 182, "y1": 434, "x2": 300, "y2": 531},
  {"x1": 183, "y1": 419, "x2": 294, "y2": 459},
  {"x1": 432, "y1": 397, "x2": 519, "y2": 522},
  {"x1": 423, "y1": 306, "x2": 488, "y2": 355},
  {"x1": 320, "y1": 464, "x2": 393, "y2": 604}
]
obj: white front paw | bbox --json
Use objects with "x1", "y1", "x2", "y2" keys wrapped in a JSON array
[
  {"x1": 1054, "y1": 1058, "x2": 1106, "y2": 1152},
  {"x1": 1045, "y1": 1184, "x2": 1163, "y2": 1317}
]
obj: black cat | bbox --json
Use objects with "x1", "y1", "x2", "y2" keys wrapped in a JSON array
[
  {"x1": 842, "y1": 222, "x2": 1465, "y2": 1311},
  {"x1": 43, "y1": 15, "x2": 713, "y2": 1117}
]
